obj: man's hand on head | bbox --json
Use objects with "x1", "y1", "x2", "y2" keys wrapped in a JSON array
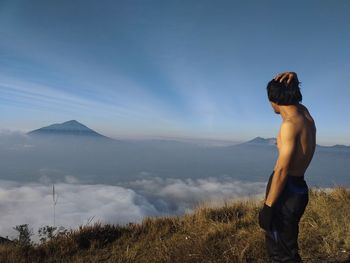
[{"x1": 274, "y1": 72, "x2": 299, "y2": 85}]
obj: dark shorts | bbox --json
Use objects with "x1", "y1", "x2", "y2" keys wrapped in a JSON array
[{"x1": 264, "y1": 171, "x2": 309, "y2": 263}]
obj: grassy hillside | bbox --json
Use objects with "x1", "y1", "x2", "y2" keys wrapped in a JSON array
[{"x1": 1, "y1": 187, "x2": 350, "y2": 263}]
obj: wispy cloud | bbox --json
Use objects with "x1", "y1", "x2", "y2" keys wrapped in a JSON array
[
  {"x1": 0, "y1": 77, "x2": 127, "y2": 115},
  {"x1": 0, "y1": 75, "x2": 183, "y2": 133}
]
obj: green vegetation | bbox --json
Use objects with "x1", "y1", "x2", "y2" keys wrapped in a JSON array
[{"x1": 1, "y1": 187, "x2": 349, "y2": 263}]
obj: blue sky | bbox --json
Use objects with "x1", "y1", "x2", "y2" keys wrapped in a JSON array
[{"x1": 0, "y1": 0, "x2": 349, "y2": 145}]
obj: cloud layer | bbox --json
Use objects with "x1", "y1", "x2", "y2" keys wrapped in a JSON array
[{"x1": 0, "y1": 177, "x2": 266, "y2": 242}]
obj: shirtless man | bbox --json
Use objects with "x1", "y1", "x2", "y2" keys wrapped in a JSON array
[{"x1": 258, "y1": 72, "x2": 316, "y2": 263}]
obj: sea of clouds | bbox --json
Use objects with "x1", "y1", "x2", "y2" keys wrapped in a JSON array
[{"x1": 0, "y1": 177, "x2": 267, "y2": 242}]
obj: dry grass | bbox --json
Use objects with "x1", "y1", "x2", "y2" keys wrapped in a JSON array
[{"x1": 1, "y1": 187, "x2": 350, "y2": 263}]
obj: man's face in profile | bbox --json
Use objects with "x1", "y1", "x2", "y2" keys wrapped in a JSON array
[{"x1": 270, "y1": 102, "x2": 280, "y2": 114}]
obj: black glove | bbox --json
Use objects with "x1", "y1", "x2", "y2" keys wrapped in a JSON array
[{"x1": 258, "y1": 203, "x2": 274, "y2": 231}]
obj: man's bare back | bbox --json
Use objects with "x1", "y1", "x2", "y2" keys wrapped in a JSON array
[{"x1": 275, "y1": 103, "x2": 316, "y2": 177}]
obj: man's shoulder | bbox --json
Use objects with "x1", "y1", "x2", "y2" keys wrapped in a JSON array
[
  {"x1": 280, "y1": 120, "x2": 298, "y2": 139},
  {"x1": 281, "y1": 119, "x2": 297, "y2": 129}
]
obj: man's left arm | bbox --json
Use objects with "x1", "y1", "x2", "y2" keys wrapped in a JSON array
[{"x1": 265, "y1": 121, "x2": 297, "y2": 207}]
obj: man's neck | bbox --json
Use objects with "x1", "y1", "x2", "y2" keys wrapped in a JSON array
[{"x1": 279, "y1": 104, "x2": 301, "y2": 121}]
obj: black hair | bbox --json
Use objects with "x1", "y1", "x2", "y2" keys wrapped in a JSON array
[{"x1": 266, "y1": 78, "x2": 302, "y2": 105}]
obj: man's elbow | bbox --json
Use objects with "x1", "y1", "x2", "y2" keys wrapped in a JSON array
[{"x1": 274, "y1": 166, "x2": 289, "y2": 179}]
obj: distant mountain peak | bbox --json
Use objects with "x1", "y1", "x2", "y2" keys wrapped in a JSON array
[
  {"x1": 332, "y1": 144, "x2": 349, "y2": 148},
  {"x1": 59, "y1": 120, "x2": 91, "y2": 129},
  {"x1": 244, "y1": 137, "x2": 277, "y2": 145},
  {"x1": 63, "y1": 120, "x2": 81, "y2": 125},
  {"x1": 27, "y1": 120, "x2": 109, "y2": 139}
]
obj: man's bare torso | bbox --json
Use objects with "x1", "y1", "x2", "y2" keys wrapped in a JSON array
[{"x1": 275, "y1": 104, "x2": 317, "y2": 177}]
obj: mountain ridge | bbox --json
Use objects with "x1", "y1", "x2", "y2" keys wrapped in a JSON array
[{"x1": 26, "y1": 121, "x2": 349, "y2": 149}]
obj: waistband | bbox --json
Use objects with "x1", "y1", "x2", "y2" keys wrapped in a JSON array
[
  {"x1": 287, "y1": 174, "x2": 305, "y2": 182},
  {"x1": 272, "y1": 170, "x2": 305, "y2": 181}
]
